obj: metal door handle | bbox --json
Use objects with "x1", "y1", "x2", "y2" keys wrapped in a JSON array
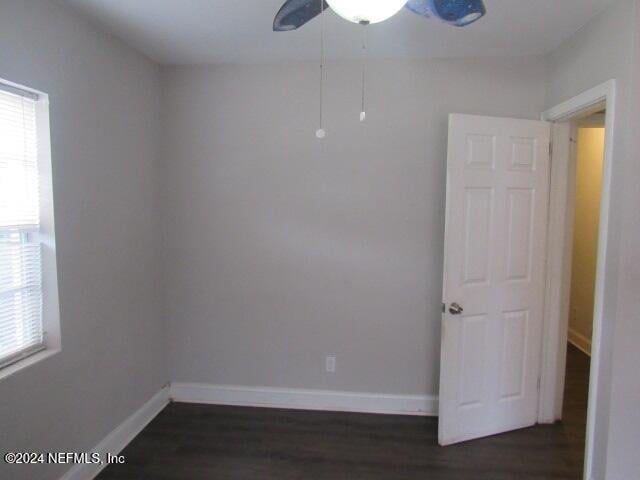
[{"x1": 449, "y1": 303, "x2": 464, "y2": 315}]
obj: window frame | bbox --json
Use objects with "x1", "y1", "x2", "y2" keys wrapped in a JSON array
[{"x1": 0, "y1": 78, "x2": 60, "y2": 381}]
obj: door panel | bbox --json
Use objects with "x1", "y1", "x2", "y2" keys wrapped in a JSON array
[
  {"x1": 458, "y1": 314, "x2": 487, "y2": 408},
  {"x1": 500, "y1": 309, "x2": 528, "y2": 400},
  {"x1": 439, "y1": 114, "x2": 551, "y2": 446},
  {"x1": 462, "y1": 188, "x2": 493, "y2": 285},
  {"x1": 505, "y1": 188, "x2": 534, "y2": 281}
]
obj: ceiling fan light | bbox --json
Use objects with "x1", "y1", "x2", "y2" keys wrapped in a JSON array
[{"x1": 326, "y1": 0, "x2": 408, "y2": 24}]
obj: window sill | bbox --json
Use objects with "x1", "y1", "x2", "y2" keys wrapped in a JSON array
[{"x1": 0, "y1": 347, "x2": 61, "y2": 383}]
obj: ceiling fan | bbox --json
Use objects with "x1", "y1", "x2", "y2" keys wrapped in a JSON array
[
  {"x1": 274, "y1": 0, "x2": 487, "y2": 31},
  {"x1": 273, "y1": 0, "x2": 487, "y2": 138}
]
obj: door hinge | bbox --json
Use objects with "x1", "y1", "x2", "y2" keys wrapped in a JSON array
[
  {"x1": 549, "y1": 141, "x2": 553, "y2": 158},
  {"x1": 537, "y1": 377, "x2": 541, "y2": 392}
]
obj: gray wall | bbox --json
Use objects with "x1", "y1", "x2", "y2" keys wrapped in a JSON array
[
  {"x1": 1, "y1": 1, "x2": 637, "y2": 478},
  {"x1": 545, "y1": 1, "x2": 639, "y2": 478},
  {"x1": 161, "y1": 58, "x2": 546, "y2": 396},
  {"x1": 0, "y1": 1, "x2": 166, "y2": 479}
]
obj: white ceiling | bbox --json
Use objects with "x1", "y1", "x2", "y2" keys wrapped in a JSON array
[{"x1": 58, "y1": 0, "x2": 617, "y2": 65}]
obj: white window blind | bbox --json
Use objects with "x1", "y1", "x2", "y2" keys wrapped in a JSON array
[{"x1": 0, "y1": 85, "x2": 43, "y2": 367}]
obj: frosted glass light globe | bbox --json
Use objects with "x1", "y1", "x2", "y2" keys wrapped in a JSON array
[{"x1": 326, "y1": 0, "x2": 408, "y2": 24}]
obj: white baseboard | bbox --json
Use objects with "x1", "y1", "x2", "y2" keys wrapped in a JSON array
[
  {"x1": 60, "y1": 386, "x2": 170, "y2": 480},
  {"x1": 568, "y1": 328, "x2": 592, "y2": 356},
  {"x1": 170, "y1": 383, "x2": 438, "y2": 417},
  {"x1": 57, "y1": 382, "x2": 435, "y2": 480}
]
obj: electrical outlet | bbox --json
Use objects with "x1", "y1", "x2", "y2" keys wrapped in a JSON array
[{"x1": 325, "y1": 356, "x2": 336, "y2": 373}]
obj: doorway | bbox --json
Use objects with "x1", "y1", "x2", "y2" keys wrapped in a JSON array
[
  {"x1": 540, "y1": 80, "x2": 616, "y2": 480},
  {"x1": 436, "y1": 81, "x2": 615, "y2": 480},
  {"x1": 562, "y1": 112, "x2": 606, "y2": 477}
]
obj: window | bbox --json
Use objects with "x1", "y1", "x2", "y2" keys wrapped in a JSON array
[{"x1": 0, "y1": 82, "x2": 49, "y2": 369}]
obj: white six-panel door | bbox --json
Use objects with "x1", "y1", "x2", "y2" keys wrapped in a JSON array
[{"x1": 439, "y1": 114, "x2": 551, "y2": 446}]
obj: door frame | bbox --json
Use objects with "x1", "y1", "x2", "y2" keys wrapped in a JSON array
[{"x1": 538, "y1": 79, "x2": 616, "y2": 480}]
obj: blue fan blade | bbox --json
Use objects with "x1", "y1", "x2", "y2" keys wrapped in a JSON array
[
  {"x1": 405, "y1": 0, "x2": 433, "y2": 17},
  {"x1": 406, "y1": 0, "x2": 486, "y2": 27},
  {"x1": 274, "y1": 0, "x2": 329, "y2": 31}
]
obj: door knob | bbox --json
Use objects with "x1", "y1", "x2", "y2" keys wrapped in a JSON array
[{"x1": 449, "y1": 303, "x2": 464, "y2": 315}]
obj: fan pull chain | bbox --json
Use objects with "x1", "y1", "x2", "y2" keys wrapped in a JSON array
[
  {"x1": 316, "y1": 1, "x2": 326, "y2": 139},
  {"x1": 360, "y1": 21, "x2": 368, "y2": 122}
]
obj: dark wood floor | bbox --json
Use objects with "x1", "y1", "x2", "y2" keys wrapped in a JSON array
[{"x1": 98, "y1": 345, "x2": 590, "y2": 480}]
